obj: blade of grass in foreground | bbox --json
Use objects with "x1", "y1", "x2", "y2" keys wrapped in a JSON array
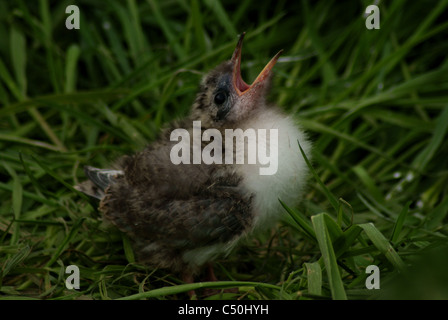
[
  {"x1": 0, "y1": 133, "x2": 62, "y2": 152},
  {"x1": 279, "y1": 199, "x2": 316, "y2": 241},
  {"x1": 304, "y1": 262, "x2": 322, "y2": 296},
  {"x1": 390, "y1": 201, "x2": 411, "y2": 243},
  {"x1": 117, "y1": 281, "x2": 285, "y2": 300},
  {"x1": 31, "y1": 155, "x2": 86, "y2": 197},
  {"x1": 425, "y1": 197, "x2": 448, "y2": 230},
  {"x1": 45, "y1": 217, "x2": 85, "y2": 268},
  {"x1": 1, "y1": 162, "x2": 23, "y2": 246},
  {"x1": 311, "y1": 213, "x2": 347, "y2": 300},
  {"x1": 359, "y1": 223, "x2": 406, "y2": 272},
  {"x1": 333, "y1": 225, "x2": 362, "y2": 258},
  {"x1": 298, "y1": 141, "x2": 351, "y2": 225},
  {"x1": 412, "y1": 106, "x2": 448, "y2": 172},
  {"x1": 0, "y1": 245, "x2": 31, "y2": 282}
]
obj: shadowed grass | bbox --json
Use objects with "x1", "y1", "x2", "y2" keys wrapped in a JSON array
[{"x1": 1, "y1": 0, "x2": 448, "y2": 300}]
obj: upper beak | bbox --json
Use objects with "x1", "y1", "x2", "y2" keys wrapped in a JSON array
[{"x1": 231, "y1": 32, "x2": 283, "y2": 96}]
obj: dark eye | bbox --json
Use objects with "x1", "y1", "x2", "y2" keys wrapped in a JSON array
[{"x1": 214, "y1": 92, "x2": 227, "y2": 105}]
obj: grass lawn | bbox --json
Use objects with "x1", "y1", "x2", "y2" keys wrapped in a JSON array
[{"x1": 1, "y1": 0, "x2": 448, "y2": 300}]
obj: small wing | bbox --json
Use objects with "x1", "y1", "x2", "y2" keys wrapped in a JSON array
[
  {"x1": 101, "y1": 180, "x2": 254, "y2": 250},
  {"x1": 75, "y1": 166, "x2": 123, "y2": 200},
  {"x1": 74, "y1": 180, "x2": 105, "y2": 200},
  {"x1": 164, "y1": 196, "x2": 253, "y2": 248},
  {"x1": 83, "y1": 166, "x2": 123, "y2": 190}
]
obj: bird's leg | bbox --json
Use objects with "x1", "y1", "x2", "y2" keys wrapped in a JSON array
[
  {"x1": 203, "y1": 263, "x2": 238, "y2": 296},
  {"x1": 203, "y1": 263, "x2": 221, "y2": 297},
  {"x1": 182, "y1": 265, "x2": 221, "y2": 298},
  {"x1": 206, "y1": 263, "x2": 218, "y2": 282},
  {"x1": 182, "y1": 272, "x2": 196, "y2": 299}
]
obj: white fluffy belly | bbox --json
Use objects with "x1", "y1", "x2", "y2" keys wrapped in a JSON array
[{"x1": 237, "y1": 108, "x2": 311, "y2": 230}]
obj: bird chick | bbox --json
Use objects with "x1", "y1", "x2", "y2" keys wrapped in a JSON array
[{"x1": 75, "y1": 33, "x2": 311, "y2": 283}]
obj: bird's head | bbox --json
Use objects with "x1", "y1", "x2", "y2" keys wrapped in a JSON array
[{"x1": 192, "y1": 32, "x2": 283, "y2": 127}]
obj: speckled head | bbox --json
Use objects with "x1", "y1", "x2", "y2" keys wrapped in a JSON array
[{"x1": 192, "y1": 32, "x2": 283, "y2": 127}]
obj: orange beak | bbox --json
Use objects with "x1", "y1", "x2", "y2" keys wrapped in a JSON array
[{"x1": 231, "y1": 32, "x2": 283, "y2": 96}]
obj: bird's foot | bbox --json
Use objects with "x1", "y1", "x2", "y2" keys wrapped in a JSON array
[
  {"x1": 202, "y1": 263, "x2": 239, "y2": 297},
  {"x1": 182, "y1": 272, "x2": 197, "y2": 299},
  {"x1": 182, "y1": 264, "x2": 239, "y2": 298}
]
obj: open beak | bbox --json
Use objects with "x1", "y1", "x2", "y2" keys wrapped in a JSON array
[{"x1": 231, "y1": 32, "x2": 283, "y2": 96}]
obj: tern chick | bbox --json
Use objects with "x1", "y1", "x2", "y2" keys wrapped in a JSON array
[{"x1": 76, "y1": 33, "x2": 311, "y2": 283}]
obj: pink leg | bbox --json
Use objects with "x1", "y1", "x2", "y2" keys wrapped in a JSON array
[
  {"x1": 207, "y1": 263, "x2": 218, "y2": 282},
  {"x1": 182, "y1": 272, "x2": 196, "y2": 298},
  {"x1": 203, "y1": 263, "x2": 238, "y2": 296}
]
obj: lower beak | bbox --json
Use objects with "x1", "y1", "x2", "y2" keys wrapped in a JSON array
[{"x1": 231, "y1": 32, "x2": 283, "y2": 96}]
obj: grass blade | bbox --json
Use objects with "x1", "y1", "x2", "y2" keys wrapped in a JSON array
[
  {"x1": 0, "y1": 245, "x2": 31, "y2": 284},
  {"x1": 333, "y1": 225, "x2": 363, "y2": 258},
  {"x1": 425, "y1": 197, "x2": 448, "y2": 230},
  {"x1": 298, "y1": 141, "x2": 350, "y2": 225},
  {"x1": 0, "y1": 57, "x2": 21, "y2": 100},
  {"x1": 304, "y1": 262, "x2": 322, "y2": 296},
  {"x1": 412, "y1": 106, "x2": 448, "y2": 172},
  {"x1": 311, "y1": 213, "x2": 347, "y2": 300},
  {"x1": 117, "y1": 281, "x2": 284, "y2": 300},
  {"x1": 122, "y1": 234, "x2": 135, "y2": 264},
  {"x1": 279, "y1": 199, "x2": 316, "y2": 241},
  {"x1": 0, "y1": 133, "x2": 62, "y2": 152},
  {"x1": 359, "y1": 223, "x2": 406, "y2": 272},
  {"x1": 1, "y1": 162, "x2": 23, "y2": 246},
  {"x1": 203, "y1": 0, "x2": 237, "y2": 38},
  {"x1": 64, "y1": 44, "x2": 80, "y2": 93},
  {"x1": 390, "y1": 201, "x2": 411, "y2": 243},
  {"x1": 45, "y1": 218, "x2": 85, "y2": 268},
  {"x1": 10, "y1": 26, "x2": 27, "y2": 97},
  {"x1": 352, "y1": 165, "x2": 384, "y2": 204},
  {"x1": 147, "y1": 0, "x2": 186, "y2": 60},
  {"x1": 31, "y1": 155, "x2": 91, "y2": 203}
]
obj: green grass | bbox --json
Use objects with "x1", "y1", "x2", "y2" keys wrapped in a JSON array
[{"x1": 1, "y1": 0, "x2": 448, "y2": 300}]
